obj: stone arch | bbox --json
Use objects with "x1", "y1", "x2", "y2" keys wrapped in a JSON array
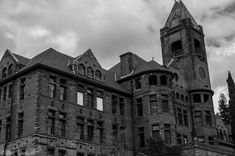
[{"x1": 2, "y1": 67, "x2": 7, "y2": 78}]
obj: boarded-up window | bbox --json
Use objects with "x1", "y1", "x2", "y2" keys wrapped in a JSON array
[{"x1": 77, "y1": 92, "x2": 84, "y2": 106}]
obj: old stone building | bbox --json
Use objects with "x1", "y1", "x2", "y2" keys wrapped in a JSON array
[{"x1": 0, "y1": 1, "x2": 234, "y2": 156}]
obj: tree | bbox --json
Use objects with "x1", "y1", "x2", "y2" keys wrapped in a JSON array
[
  {"x1": 141, "y1": 137, "x2": 182, "y2": 156},
  {"x1": 218, "y1": 93, "x2": 231, "y2": 124},
  {"x1": 227, "y1": 71, "x2": 235, "y2": 143}
]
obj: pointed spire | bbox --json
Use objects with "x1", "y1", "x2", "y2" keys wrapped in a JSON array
[{"x1": 164, "y1": 0, "x2": 198, "y2": 28}]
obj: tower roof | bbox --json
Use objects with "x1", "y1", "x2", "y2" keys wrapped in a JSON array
[{"x1": 164, "y1": 0, "x2": 198, "y2": 28}]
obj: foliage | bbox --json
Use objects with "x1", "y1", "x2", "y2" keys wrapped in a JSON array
[
  {"x1": 141, "y1": 137, "x2": 182, "y2": 156},
  {"x1": 227, "y1": 71, "x2": 235, "y2": 143},
  {"x1": 218, "y1": 93, "x2": 231, "y2": 124}
]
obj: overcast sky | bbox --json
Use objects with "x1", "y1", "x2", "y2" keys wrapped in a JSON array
[{"x1": 0, "y1": 0, "x2": 234, "y2": 112}]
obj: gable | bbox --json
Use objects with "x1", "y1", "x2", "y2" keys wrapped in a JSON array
[
  {"x1": 0, "y1": 50, "x2": 19, "y2": 79},
  {"x1": 72, "y1": 49, "x2": 104, "y2": 80}
]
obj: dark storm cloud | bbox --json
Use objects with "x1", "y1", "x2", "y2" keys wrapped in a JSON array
[
  {"x1": 0, "y1": 0, "x2": 234, "y2": 112},
  {"x1": 211, "y1": 1, "x2": 235, "y2": 17}
]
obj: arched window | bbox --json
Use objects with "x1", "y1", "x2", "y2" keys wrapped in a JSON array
[
  {"x1": 181, "y1": 94, "x2": 185, "y2": 101},
  {"x1": 87, "y1": 67, "x2": 94, "y2": 77},
  {"x1": 194, "y1": 39, "x2": 201, "y2": 49},
  {"x1": 160, "y1": 75, "x2": 167, "y2": 85},
  {"x1": 78, "y1": 64, "x2": 85, "y2": 75},
  {"x1": 95, "y1": 70, "x2": 102, "y2": 80},
  {"x1": 171, "y1": 40, "x2": 183, "y2": 52},
  {"x1": 176, "y1": 93, "x2": 180, "y2": 99},
  {"x1": 149, "y1": 75, "x2": 157, "y2": 86},
  {"x1": 2, "y1": 67, "x2": 7, "y2": 78},
  {"x1": 8, "y1": 64, "x2": 13, "y2": 76}
]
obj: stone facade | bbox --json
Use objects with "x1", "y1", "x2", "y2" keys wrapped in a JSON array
[{"x1": 0, "y1": 1, "x2": 234, "y2": 156}]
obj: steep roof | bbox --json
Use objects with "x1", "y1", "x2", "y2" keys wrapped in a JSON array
[
  {"x1": 12, "y1": 53, "x2": 30, "y2": 65},
  {"x1": 164, "y1": 0, "x2": 198, "y2": 28},
  {"x1": 134, "y1": 60, "x2": 170, "y2": 74},
  {"x1": 26, "y1": 48, "x2": 74, "y2": 73},
  {"x1": 24, "y1": 48, "x2": 129, "y2": 93}
]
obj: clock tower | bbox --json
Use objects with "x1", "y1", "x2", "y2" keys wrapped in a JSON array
[{"x1": 160, "y1": 1, "x2": 217, "y2": 144}]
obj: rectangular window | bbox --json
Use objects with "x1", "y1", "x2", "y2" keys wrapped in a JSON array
[
  {"x1": 119, "y1": 98, "x2": 125, "y2": 115},
  {"x1": 209, "y1": 136, "x2": 214, "y2": 145},
  {"x1": 195, "y1": 111, "x2": 202, "y2": 127},
  {"x1": 87, "y1": 120, "x2": 94, "y2": 141},
  {"x1": 18, "y1": 112, "x2": 24, "y2": 137},
  {"x1": 164, "y1": 124, "x2": 171, "y2": 144},
  {"x1": 204, "y1": 94, "x2": 209, "y2": 103},
  {"x1": 152, "y1": 124, "x2": 160, "y2": 138},
  {"x1": 150, "y1": 95, "x2": 157, "y2": 114},
  {"x1": 58, "y1": 150, "x2": 66, "y2": 156},
  {"x1": 77, "y1": 91, "x2": 84, "y2": 106},
  {"x1": 97, "y1": 97, "x2": 103, "y2": 111},
  {"x1": 49, "y1": 76, "x2": 56, "y2": 98},
  {"x1": 97, "y1": 121, "x2": 105, "y2": 143},
  {"x1": 3, "y1": 87, "x2": 7, "y2": 101},
  {"x1": 193, "y1": 94, "x2": 201, "y2": 103},
  {"x1": 59, "y1": 79, "x2": 66, "y2": 101},
  {"x1": 6, "y1": 117, "x2": 11, "y2": 141},
  {"x1": 59, "y1": 86, "x2": 66, "y2": 101},
  {"x1": 77, "y1": 117, "x2": 84, "y2": 140},
  {"x1": 137, "y1": 98, "x2": 143, "y2": 116},
  {"x1": 183, "y1": 110, "x2": 188, "y2": 127},
  {"x1": 138, "y1": 127, "x2": 145, "y2": 147},
  {"x1": 0, "y1": 89, "x2": 1, "y2": 101},
  {"x1": 135, "y1": 78, "x2": 141, "y2": 90},
  {"x1": 19, "y1": 78, "x2": 25, "y2": 100},
  {"x1": 177, "y1": 108, "x2": 183, "y2": 125},
  {"x1": 177, "y1": 133, "x2": 182, "y2": 144},
  {"x1": 58, "y1": 113, "x2": 66, "y2": 137},
  {"x1": 112, "y1": 124, "x2": 118, "y2": 144},
  {"x1": 8, "y1": 85, "x2": 13, "y2": 98},
  {"x1": 112, "y1": 95, "x2": 118, "y2": 114},
  {"x1": 77, "y1": 153, "x2": 84, "y2": 156},
  {"x1": 183, "y1": 135, "x2": 188, "y2": 144},
  {"x1": 205, "y1": 111, "x2": 212, "y2": 127},
  {"x1": 47, "y1": 148, "x2": 55, "y2": 156},
  {"x1": 87, "y1": 89, "x2": 94, "y2": 108},
  {"x1": 48, "y1": 110, "x2": 56, "y2": 135},
  {"x1": 0, "y1": 120, "x2": 2, "y2": 138},
  {"x1": 198, "y1": 137, "x2": 205, "y2": 143},
  {"x1": 162, "y1": 100, "x2": 169, "y2": 113}
]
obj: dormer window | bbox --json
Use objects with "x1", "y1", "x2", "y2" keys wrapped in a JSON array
[
  {"x1": 95, "y1": 70, "x2": 102, "y2": 80},
  {"x1": 2, "y1": 67, "x2": 7, "y2": 78},
  {"x1": 87, "y1": 67, "x2": 94, "y2": 78},
  {"x1": 8, "y1": 64, "x2": 13, "y2": 76},
  {"x1": 78, "y1": 64, "x2": 85, "y2": 75}
]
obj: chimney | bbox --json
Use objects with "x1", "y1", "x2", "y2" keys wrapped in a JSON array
[{"x1": 120, "y1": 52, "x2": 133, "y2": 77}]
